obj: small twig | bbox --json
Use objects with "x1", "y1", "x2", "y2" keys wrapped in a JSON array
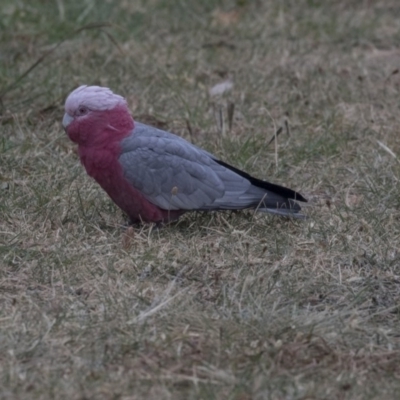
[
  {"x1": 220, "y1": 106, "x2": 225, "y2": 136},
  {"x1": 384, "y1": 68, "x2": 399, "y2": 84},
  {"x1": 102, "y1": 30, "x2": 124, "y2": 55},
  {"x1": 266, "y1": 126, "x2": 283, "y2": 147},
  {"x1": 261, "y1": 107, "x2": 279, "y2": 168},
  {"x1": 377, "y1": 140, "x2": 398, "y2": 161},
  {"x1": 284, "y1": 118, "x2": 290, "y2": 137},
  {"x1": 213, "y1": 104, "x2": 224, "y2": 136},
  {"x1": 227, "y1": 101, "x2": 235, "y2": 132},
  {"x1": 186, "y1": 119, "x2": 194, "y2": 141}
]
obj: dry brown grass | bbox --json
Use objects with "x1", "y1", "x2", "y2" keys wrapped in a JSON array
[{"x1": 1, "y1": 0, "x2": 400, "y2": 399}]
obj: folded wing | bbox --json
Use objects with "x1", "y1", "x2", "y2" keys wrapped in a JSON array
[{"x1": 119, "y1": 122, "x2": 306, "y2": 217}]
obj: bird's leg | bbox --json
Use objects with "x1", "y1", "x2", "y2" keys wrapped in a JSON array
[
  {"x1": 124, "y1": 217, "x2": 143, "y2": 227},
  {"x1": 153, "y1": 221, "x2": 165, "y2": 230}
]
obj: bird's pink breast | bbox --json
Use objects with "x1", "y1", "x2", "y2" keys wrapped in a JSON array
[
  {"x1": 71, "y1": 106, "x2": 182, "y2": 222},
  {"x1": 78, "y1": 144, "x2": 181, "y2": 223}
]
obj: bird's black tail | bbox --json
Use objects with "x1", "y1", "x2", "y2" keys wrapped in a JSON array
[{"x1": 215, "y1": 159, "x2": 307, "y2": 217}]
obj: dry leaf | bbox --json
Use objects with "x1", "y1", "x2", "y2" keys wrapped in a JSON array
[{"x1": 209, "y1": 80, "x2": 234, "y2": 96}]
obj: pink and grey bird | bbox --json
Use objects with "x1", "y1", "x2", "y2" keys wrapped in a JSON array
[{"x1": 62, "y1": 86, "x2": 306, "y2": 223}]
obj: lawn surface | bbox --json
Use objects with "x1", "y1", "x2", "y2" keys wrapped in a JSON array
[{"x1": 1, "y1": 1, "x2": 400, "y2": 399}]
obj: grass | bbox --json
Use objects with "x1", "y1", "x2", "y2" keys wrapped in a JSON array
[{"x1": 1, "y1": 0, "x2": 400, "y2": 398}]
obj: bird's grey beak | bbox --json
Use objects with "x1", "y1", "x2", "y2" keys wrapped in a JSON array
[{"x1": 62, "y1": 113, "x2": 74, "y2": 129}]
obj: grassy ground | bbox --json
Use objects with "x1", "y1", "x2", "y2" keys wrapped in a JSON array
[{"x1": 1, "y1": 0, "x2": 400, "y2": 398}]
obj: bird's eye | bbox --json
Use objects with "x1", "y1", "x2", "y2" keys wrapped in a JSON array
[{"x1": 76, "y1": 106, "x2": 89, "y2": 116}]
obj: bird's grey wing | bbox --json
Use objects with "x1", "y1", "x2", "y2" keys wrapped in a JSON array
[
  {"x1": 119, "y1": 125, "x2": 257, "y2": 211},
  {"x1": 131, "y1": 122, "x2": 216, "y2": 157},
  {"x1": 119, "y1": 123, "x2": 305, "y2": 215}
]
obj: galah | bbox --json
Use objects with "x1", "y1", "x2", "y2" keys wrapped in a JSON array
[{"x1": 62, "y1": 86, "x2": 306, "y2": 223}]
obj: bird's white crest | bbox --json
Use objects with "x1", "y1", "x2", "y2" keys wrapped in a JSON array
[{"x1": 65, "y1": 85, "x2": 127, "y2": 113}]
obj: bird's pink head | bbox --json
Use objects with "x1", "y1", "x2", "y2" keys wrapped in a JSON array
[{"x1": 63, "y1": 85, "x2": 134, "y2": 147}]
